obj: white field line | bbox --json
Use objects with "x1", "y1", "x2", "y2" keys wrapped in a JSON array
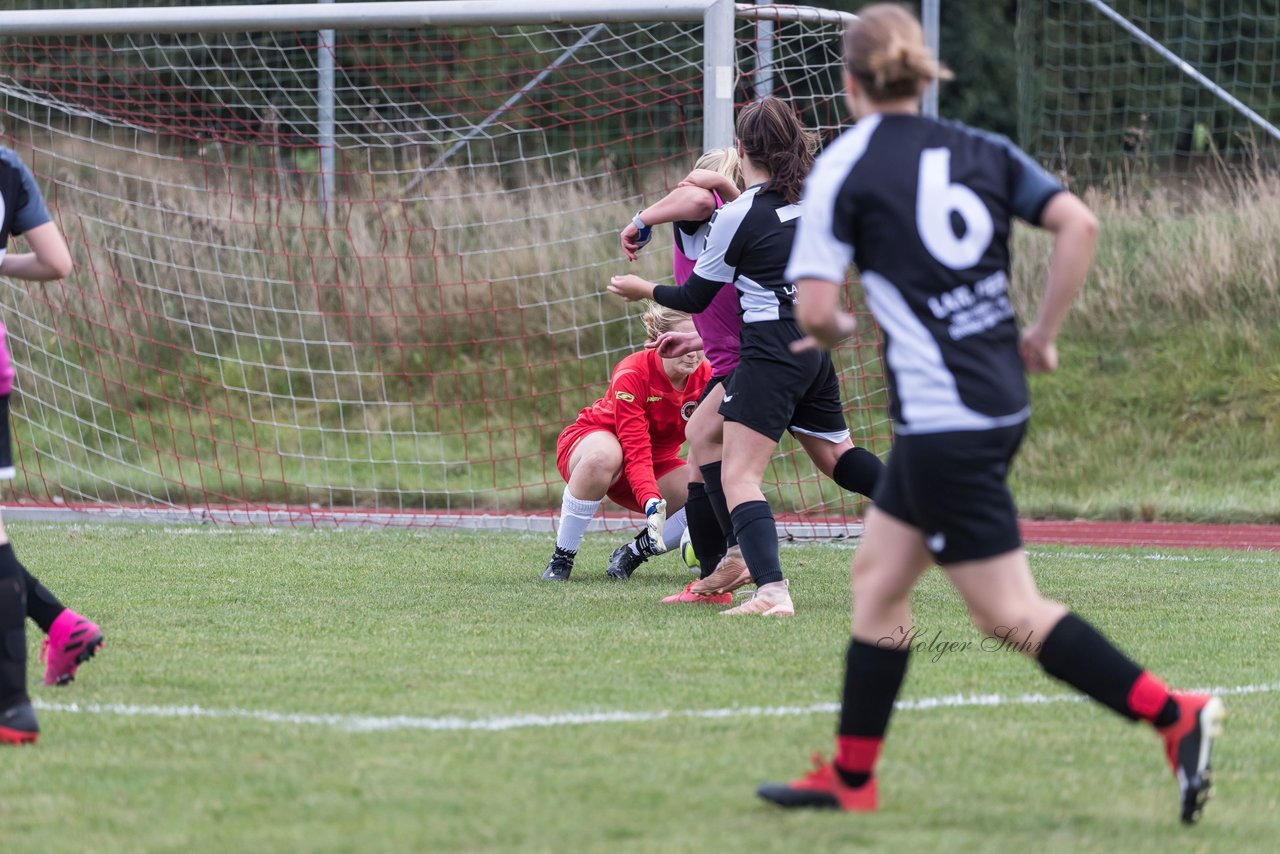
[{"x1": 31, "y1": 682, "x2": 1278, "y2": 735}]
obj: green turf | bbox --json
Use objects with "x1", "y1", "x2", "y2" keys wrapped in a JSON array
[
  {"x1": 1014, "y1": 323, "x2": 1280, "y2": 523},
  {"x1": 1, "y1": 525, "x2": 1276, "y2": 852}
]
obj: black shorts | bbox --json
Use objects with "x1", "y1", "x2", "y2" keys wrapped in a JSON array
[
  {"x1": 718, "y1": 322, "x2": 849, "y2": 444},
  {"x1": 874, "y1": 423, "x2": 1027, "y2": 565},
  {"x1": 697, "y1": 371, "x2": 731, "y2": 405}
]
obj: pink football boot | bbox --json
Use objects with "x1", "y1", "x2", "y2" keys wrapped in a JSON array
[{"x1": 41, "y1": 609, "x2": 104, "y2": 686}]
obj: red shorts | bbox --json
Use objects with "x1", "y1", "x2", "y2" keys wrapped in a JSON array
[{"x1": 555, "y1": 423, "x2": 686, "y2": 513}]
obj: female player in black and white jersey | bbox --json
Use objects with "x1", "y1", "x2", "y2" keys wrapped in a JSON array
[
  {"x1": 609, "y1": 97, "x2": 884, "y2": 616},
  {"x1": 757, "y1": 4, "x2": 1222, "y2": 824}
]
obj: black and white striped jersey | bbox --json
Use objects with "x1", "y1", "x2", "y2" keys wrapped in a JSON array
[
  {"x1": 673, "y1": 218, "x2": 710, "y2": 261},
  {"x1": 652, "y1": 184, "x2": 802, "y2": 325},
  {"x1": 787, "y1": 113, "x2": 1063, "y2": 435}
]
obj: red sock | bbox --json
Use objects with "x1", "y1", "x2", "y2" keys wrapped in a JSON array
[
  {"x1": 835, "y1": 735, "x2": 882, "y2": 786},
  {"x1": 1129, "y1": 671, "x2": 1181, "y2": 727}
]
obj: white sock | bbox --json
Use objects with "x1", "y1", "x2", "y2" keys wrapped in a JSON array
[
  {"x1": 659, "y1": 507, "x2": 687, "y2": 555},
  {"x1": 556, "y1": 490, "x2": 601, "y2": 553}
]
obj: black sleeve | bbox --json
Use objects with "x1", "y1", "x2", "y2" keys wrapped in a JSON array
[
  {"x1": 651, "y1": 273, "x2": 726, "y2": 314},
  {"x1": 1001, "y1": 137, "x2": 1064, "y2": 225}
]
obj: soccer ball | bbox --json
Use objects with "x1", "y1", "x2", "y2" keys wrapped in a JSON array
[{"x1": 679, "y1": 528, "x2": 699, "y2": 573}]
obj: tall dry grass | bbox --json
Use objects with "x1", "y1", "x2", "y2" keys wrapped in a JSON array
[
  {"x1": 32, "y1": 125, "x2": 1277, "y2": 372},
  {"x1": 1011, "y1": 168, "x2": 1280, "y2": 335},
  {"x1": 13, "y1": 124, "x2": 680, "y2": 414}
]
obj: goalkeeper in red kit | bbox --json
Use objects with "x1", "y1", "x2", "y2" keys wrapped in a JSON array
[{"x1": 541, "y1": 303, "x2": 711, "y2": 582}]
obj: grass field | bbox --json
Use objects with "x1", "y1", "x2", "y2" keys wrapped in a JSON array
[{"x1": 1, "y1": 524, "x2": 1277, "y2": 852}]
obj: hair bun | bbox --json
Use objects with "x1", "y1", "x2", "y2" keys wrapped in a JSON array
[{"x1": 843, "y1": 3, "x2": 953, "y2": 100}]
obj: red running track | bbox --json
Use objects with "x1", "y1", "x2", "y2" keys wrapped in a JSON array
[{"x1": 1021, "y1": 520, "x2": 1280, "y2": 551}]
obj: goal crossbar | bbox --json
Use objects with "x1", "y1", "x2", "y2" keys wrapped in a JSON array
[
  {"x1": 0, "y1": 1, "x2": 852, "y2": 35},
  {"x1": 0, "y1": 2, "x2": 710, "y2": 34},
  {"x1": 0, "y1": 1, "x2": 853, "y2": 154}
]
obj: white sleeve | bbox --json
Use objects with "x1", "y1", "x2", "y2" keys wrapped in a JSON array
[
  {"x1": 691, "y1": 191, "x2": 753, "y2": 283},
  {"x1": 785, "y1": 160, "x2": 853, "y2": 284}
]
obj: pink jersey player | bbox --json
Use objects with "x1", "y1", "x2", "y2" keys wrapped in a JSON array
[
  {"x1": 616, "y1": 147, "x2": 747, "y2": 605},
  {"x1": 670, "y1": 192, "x2": 741, "y2": 378}
]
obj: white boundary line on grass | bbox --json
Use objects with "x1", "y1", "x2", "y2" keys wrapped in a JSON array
[{"x1": 32, "y1": 682, "x2": 1277, "y2": 734}]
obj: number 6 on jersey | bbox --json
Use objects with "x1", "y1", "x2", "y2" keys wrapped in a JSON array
[{"x1": 916, "y1": 148, "x2": 993, "y2": 270}]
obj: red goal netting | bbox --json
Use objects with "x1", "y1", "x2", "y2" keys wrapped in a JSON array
[{"x1": 0, "y1": 4, "x2": 888, "y2": 533}]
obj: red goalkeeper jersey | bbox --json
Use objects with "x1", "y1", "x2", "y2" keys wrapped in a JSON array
[{"x1": 569, "y1": 348, "x2": 711, "y2": 506}]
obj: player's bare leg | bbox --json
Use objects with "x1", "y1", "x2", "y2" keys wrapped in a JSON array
[
  {"x1": 718, "y1": 422, "x2": 793, "y2": 616},
  {"x1": 794, "y1": 432, "x2": 883, "y2": 500},
  {"x1": 543, "y1": 433, "x2": 623, "y2": 581}
]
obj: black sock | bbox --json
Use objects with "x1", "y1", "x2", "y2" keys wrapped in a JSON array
[
  {"x1": 832, "y1": 447, "x2": 884, "y2": 499},
  {"x1": 1038, "y1": 613, "x2": 1168, "y2": 723},
  {"x1": 835, "y1": 638, "x2": 910, "y2": 787},
  {"x1": 698, "y1": 462, "x2": 737, "y2": 549},
  {"x1": 1153, "y1": 697, "x2": 1180, "y2": 728},
  {"x1": 0, "y1": 545, "x2": 28, "y2": 709},
  {"x1": 730, "y1": 500, "x2": 782, "y2": 586},
  {"x1": 21, "y1": 569, "x2": 65, "y2": 635},
  {"x1": 683, "y1": 483, "x2": 725, "y2": 579},
  {"x1": 0, "y1": 544, "x2": 63, "y2": 635},
  {"x1": 0, "y1": 547, "x2": 63, "y2": 635}
]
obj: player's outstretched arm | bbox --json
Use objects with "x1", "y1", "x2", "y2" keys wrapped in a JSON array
[
  {"x1": 634, "y1": 185, "x2": 718, "y2": 228},
  {"x1": 610, "y1": 371, "x2": 663, "y2": 518},
  {"x1": 609, "y1": 272, "x2": 723, "y2": 315},
  {"x1": 620, "y1": 186, "x2": 720, "y2": 261},
  {"x1": 0, "y1": 222, "x2": 72, "y2": 282},
  {"x1": 608, "y1": 274, "x2": 658, "y2": 302},
  {"x1": 1021, "y1": 192, "x2": 1098, "y2": 374}
]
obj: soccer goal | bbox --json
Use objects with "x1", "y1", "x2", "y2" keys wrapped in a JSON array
[{"x1": 0, "y1": 1, "x2": 886, "y2": 534}]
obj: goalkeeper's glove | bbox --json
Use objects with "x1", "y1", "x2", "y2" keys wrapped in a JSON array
[
  {"x1": 631, "y1": 211, "x2": 653, "y2": 251},
  {"x1": 643, "y1": 497, "x2": 667, "y2": 553}
]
